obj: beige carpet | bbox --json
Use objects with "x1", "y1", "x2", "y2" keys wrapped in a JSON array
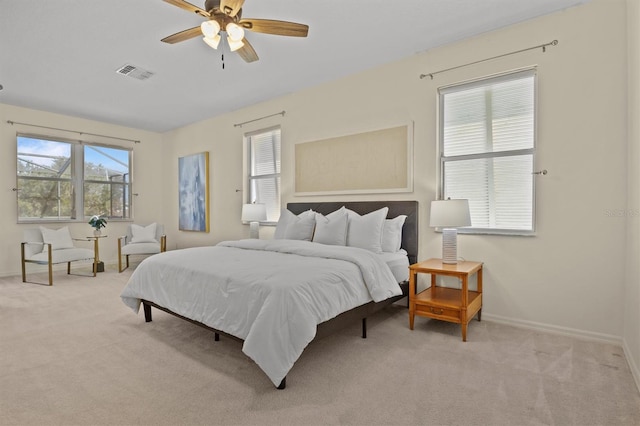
[{"x1": 1, "y1": 267, "x2": 639, "y2": 426}]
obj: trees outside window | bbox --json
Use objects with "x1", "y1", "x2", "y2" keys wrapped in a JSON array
[{"x1": 17, "y1": 135, "x2": 131, "y2": 222}]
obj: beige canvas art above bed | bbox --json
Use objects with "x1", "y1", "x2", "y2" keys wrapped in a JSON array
[{"x1": 295, "y1": 124, "x2": 413, "y2": 195}]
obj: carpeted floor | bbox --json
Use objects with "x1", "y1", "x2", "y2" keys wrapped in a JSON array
[{"x1": 1, "y1": 267, "x2": 639, "y2": 425}]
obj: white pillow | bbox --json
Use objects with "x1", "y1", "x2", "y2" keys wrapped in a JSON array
[
  {"x1": 130, "y1": 223, "x2": 158, "y2": 244},
  {"x1": 382, "y1": 215, "x2": 407, "y2": 253},
  {"x1": 313, "y1": 208, "x2": 348, "y2": 246},
  {"x1": 345, "y1": 207, "x2": 389, "y2": 253},
  {"x1": 274, "y1": 209, "x2": 314, "y2": 239},
  {"x1": 40, "y1": 226, "x2": 74, "y2": 252},
  {"x1": 283, "y1": 214, "x2": 316, "y2": 241}
]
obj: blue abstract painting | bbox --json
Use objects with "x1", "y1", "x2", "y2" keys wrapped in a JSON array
[{"x1": 178, "y1": 152, "x2": 209, "y2": 232}]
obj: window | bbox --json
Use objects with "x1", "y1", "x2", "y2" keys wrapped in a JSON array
[
  {"x1": 439, "y1": 69, "x2": 536, "y2": 234},
  {"x1": 246, "y1": 127, "x2": 281, "y2": 223},
  {"x1": 17, "y1": 134, "x2": 132, "y2": 222}
]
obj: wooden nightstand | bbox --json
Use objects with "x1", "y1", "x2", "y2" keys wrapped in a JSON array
[{"x1": 408, "y1": 258, "x2": 483, "y2": 341}]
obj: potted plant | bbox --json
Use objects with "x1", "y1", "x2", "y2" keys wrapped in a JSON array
[{"x1": 88, "y1": 215, "x2": 107, "y2": 236}]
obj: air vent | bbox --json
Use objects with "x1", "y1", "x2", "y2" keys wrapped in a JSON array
[{"x1": 115, "y1": 64, "x2": 154, "y2": 81}]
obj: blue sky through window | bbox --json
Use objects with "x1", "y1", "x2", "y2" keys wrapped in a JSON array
[{"x1": 18, "y1": 136, "x2": 129, "y2": 174}]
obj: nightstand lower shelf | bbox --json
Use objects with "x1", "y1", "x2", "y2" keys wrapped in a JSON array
[{"x1": 414, "y1": 287, "x2": 482, "y2": 324}]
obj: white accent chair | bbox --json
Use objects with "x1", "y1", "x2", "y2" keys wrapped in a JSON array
[
  {"x1": 21, "y1": 227, "x2": 96, "y2": 286},
  {"x1": 117, "y1": 223, "x2": 167, "y2": 272}
]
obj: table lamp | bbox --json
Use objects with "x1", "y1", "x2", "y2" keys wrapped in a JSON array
[
  {"x1": 242, "y1": 203, "x2": 267, "y2": 239},
  {"x1": 429, "y1": 199, "x2": 471, "y2": 264}
]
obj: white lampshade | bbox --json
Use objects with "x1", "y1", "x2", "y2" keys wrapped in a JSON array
[
  {"x1": 201, "y1": 20, "x2": 221, "y2": 38},
  {"x1": 242, "y1": 203, "x2": 267, "y2": 222},
  {"x1": 202, "y1": 34, "x2": 221, "y2": 49},
  {"x1": 242, "y1": 203, "x2": 267, "y2": 239},
  {"x1": 227, "y1": 36, "x2": 245, "y2": 52},
  {"x1": 429, "y1": 199, "x2": 471, "y2": 228},
  {"x1": 430, "y1": 199, "x2": 471, "y2": 264},
  {"x1": 225, "y1": 22, "x2": 245, "y2": 42}
]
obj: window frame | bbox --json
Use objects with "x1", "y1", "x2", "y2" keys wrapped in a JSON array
[
  {"x1": 16, "y1": 133, "x2": 133, "y2": 224},
  {"x1": 244, "y1": 126, "x2": 281, "y2": 225},
  {"x1": 437, "y1": 68, "x2": 538, "y2": 236}
]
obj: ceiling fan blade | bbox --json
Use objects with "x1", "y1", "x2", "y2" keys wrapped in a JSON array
[
  {"x1": 239, "y1": 19, "x2": 309, "y2": 37},
  {"x1": 163, "y1": 0, "x2": 210, "y2": 17},
  {"x1": 236, "y1": 38, "x2": 259, "y2": 63},
  {"x1": 220, "y1": 0, "x2": 245, "y2": 17},
  {"x1": 161, "y1": 26, "x2": 202, "y2": 44}
]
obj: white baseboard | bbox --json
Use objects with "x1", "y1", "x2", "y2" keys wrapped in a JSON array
[
  {"x1": 482, "y1": 313, "x2": 622, "y2": 345},
  {"x1": 623, "y1": 339, "x2": 640, "y2": 393}
]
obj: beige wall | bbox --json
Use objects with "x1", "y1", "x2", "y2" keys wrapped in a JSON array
[
  {"x1": 625, "y1": 0, "x2": 640, "y2": 390},
  {"x1": 162, "y1": 0, "x2": 630, "y2": 342},
  {"x1": 0, "y1": 103, "x2": 165, "y2": 276}
]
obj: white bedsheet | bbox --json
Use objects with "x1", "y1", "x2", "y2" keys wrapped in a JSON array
[
  {"x1": 379, "y1": 250, "x2": 410, "y2": 283},
  {"x1": 120, "y1": 239, "x2": 401, "y2": 386}
]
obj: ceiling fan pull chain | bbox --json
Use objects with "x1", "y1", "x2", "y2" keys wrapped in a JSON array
[{"x1": 222, "y1": 53, "x2": 225, "y2": 69}]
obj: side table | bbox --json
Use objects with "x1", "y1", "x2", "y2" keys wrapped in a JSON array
[
  {"x1": 409, "y1": 258, "x2": 483, "y2": 341},
  {"x1": 86, "y1": 235, "x2": 107, "y2": 273}
]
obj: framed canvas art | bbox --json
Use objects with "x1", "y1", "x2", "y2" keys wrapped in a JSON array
[
  {"x1": 294, "y1": 123, "x2": 414, "y2": 195},
  {"x1": 178, "y1": 151, "x2": 210, "y2": 232}
]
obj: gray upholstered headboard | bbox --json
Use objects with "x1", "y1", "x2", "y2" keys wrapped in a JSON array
[{"x1": 286, "y1": 201, "x2": 419, "y2": 265}]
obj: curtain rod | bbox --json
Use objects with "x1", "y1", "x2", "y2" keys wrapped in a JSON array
[
  {"x1": 6, "y1": 120, "x2": 141, "y2": 143},
  {"x1": 234, "y1": 110, "x2": 285, "y2": 128},
  {"x1": 419, "y1": 39, "x2": 558, "y2": 80}
]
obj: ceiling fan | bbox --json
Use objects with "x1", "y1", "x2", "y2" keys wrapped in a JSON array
[{"x1": 161, "y1": 0, "x2": 309, "y2": 63}]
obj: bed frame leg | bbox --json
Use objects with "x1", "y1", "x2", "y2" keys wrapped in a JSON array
[
  {"x1": 362, "y1": 318, "x2": 367, "y2": 339},
  {"x1": 214, "y1": 333, "x2": 220, "y2": 341},
  {"x1": 143, "y1": 302, "x2": 152, "y2": 322},
  {"x1": 277, "y1": 377, "x2": 286, "y2": 390}
]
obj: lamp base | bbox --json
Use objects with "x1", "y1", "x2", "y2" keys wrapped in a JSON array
[
  {"x1": 249, "y1": 221, "x2": 260, "y2": 239},
  {"x1": 442, "y1": 228, "x2": 458, "y2": 264}
]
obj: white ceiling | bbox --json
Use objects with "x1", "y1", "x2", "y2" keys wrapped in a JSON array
[{"x1": 0, "y1": 0, "x2": 587, "y2": 133}]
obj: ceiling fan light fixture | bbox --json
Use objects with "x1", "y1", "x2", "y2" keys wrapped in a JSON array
[
  {"x1": 227, "y1": 36, "x2": 245, "y2": 52},
  {"x1": 203, "y1": 34, "x2": 221, "y2": 49},
  {"x1": 226, "y1": 22, "x2": 245, "y2": 42},
  {"x1": 162, "y1": 0, "x2": 309, "y2": 64},
  {"x1": 201, "y1": 20, "x2": 221, "y2": 38}
]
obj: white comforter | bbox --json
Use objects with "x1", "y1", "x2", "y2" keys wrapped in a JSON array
[{"x1": 120, "y1": 239, "x2": 401, "y2": 386}]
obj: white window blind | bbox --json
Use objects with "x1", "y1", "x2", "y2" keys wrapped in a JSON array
[
  {"x1": 246, "y1": 127, "x2": 281, "y2": 223},
  {"x1": 439, "y1": 69, "x2": 536, "y2": 234}
]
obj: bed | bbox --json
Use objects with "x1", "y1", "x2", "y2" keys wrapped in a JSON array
[{"x1": 120, "y1": 201, "x2": 418, "y2": 389}]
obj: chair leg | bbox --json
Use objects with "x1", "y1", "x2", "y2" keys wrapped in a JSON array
[
  {"x1": 47, "y1": 243, "x2": 53, "y2": 285},
  {"x1": 20, "y1": 243, "x2": 27, "y2": 283},
  {"x1": 48, "y1": 250, "x2": 53, "y2": 286},
  {"x1": 118, "y1": 239, "x2": 128, "y2": 273},
  {"x1": 23, "y1": 243, "x2": 54, "y2": 286},
  {"x1": 118, "y1": 254, "x2": 129, "y2": 273}
]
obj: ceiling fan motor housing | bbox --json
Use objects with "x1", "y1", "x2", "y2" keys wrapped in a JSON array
[
  {"x1": 204, "y1": 0, "x2": 220, "y2": 11},
  {"x1": 205, "y1": 0, "x2": 242, "y2": 19}
]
